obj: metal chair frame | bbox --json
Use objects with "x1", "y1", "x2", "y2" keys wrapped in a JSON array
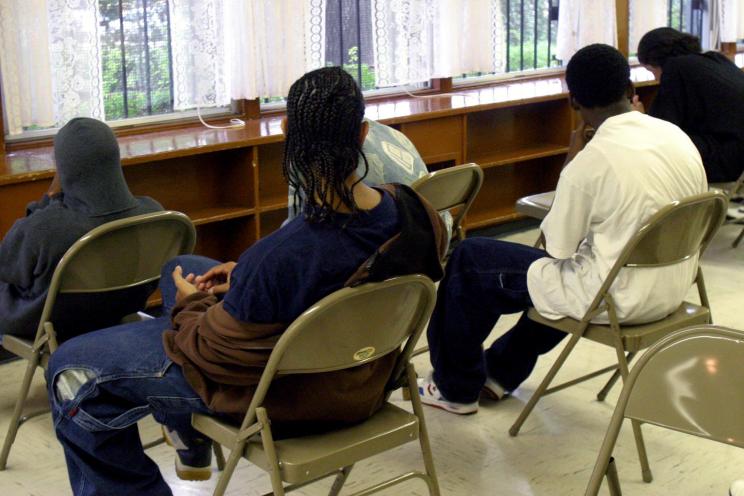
[
  {"x1": 191, "y1": 275, "x2": 441, "y2": 496},
  {"x1": 0, "y1": 211, "x2": 196, "y2": 470},
  {"x1": 509, "y1": 192, "x2": 728, "y2": 484},
  {"x1": 585, "y1": 325, "x2": 744, "y2": 495}
]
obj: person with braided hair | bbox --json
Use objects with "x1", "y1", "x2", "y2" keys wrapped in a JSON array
[
  {"x1": 45, "y1": 67, "x2": 447, "y2": 495},
  {"x1": 636, "y1": 27, "x2": 744, "y2": 182}
]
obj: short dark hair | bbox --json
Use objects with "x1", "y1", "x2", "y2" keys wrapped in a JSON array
[
  {"x1": 637, "y1": 27, "x2": 701, "y2": 67},
  {"x1": 283, "y1": 67, "x2": 368, "y2": 222},
  {"x1": 565, "y1": 44, "x2": 630, "y2": 108}
]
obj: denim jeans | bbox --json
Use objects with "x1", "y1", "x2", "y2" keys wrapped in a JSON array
[
  {"x1": 427, "y1": 238, "x2": 566, "y2": 403},
  {"x1": 48, "y1": 255, "x2": 220, "y2": 496}
]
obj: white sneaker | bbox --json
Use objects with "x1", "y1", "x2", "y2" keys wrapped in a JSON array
[
  {"x1": 417, "y1": 376, "x2": 478, "y2": 415},
  {"x1": 730, "y1": 480, "x2": 744, "y2": 496},
  {"x1": 481, "y1": 377, "x2": 505, "y2": 401}
]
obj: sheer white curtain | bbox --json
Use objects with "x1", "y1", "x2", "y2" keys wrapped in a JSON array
[
  {"x1": 555, "y1": 0, "x2": 617, "y2": 63},
  {"x1": 223, "y1": 0, "x2": 325, "y2": 101},
  {"x1": 0, "y1": 0, "x2": 103, "y2": 136},
  {"x1": 629, "y1": 0, "x2": 667, "y2": 54},
  {"x1": 434, "y1": 0, "x2": 506, "y2": 77},
  {"x1": 711, "y1": 0, "x2": 742, "y2": 44},
  {"x1": 372, "y1": 0, "x2": 505, "y2": 87}
]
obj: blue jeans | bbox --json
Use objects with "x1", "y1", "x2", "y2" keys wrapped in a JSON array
[
  {"x1": 48, "y1": 255, "x2": 220, "y2": 496},
  {"x1": 427, "y1": 238, "x2": 566, "y2": 403}
]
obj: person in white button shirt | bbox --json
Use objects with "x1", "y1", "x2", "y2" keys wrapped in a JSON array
[{"x1": 418, "y1": 44, "x2": 707, "y2": 415}]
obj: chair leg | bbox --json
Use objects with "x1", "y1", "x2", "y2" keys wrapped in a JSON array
[
  {"x1": 509, "y1": 333, "x2": 581, "y2": 437},
  {"x1": 630, "y1": 420, "x2": 652, "y2": 483},
  {"x1": 0, "y1": 354, "x2": 41, "y2": 470},
  {"x1": 407, "y1": 365, "x2": 441, "y2": 496},
  {"x1": 733, "y1": 226, "x2": 744, "y2": 248},
  {"x1": 328, "y1": 465, "x2": 354, "y2": 496},
  {"x1": 606, "y1": 457, "x2": 622, "y2": 496},
  {"x1": 258, "y1": 408, "x2": 286, "y2": 496},
  {"x1": 613, "y1": 344, "x2": 652, "y2": 484},
  {"x1": 597, "y1": 352, "x2": 636, "y2": 401},
  {"x1": 213, "y1": 442, "x2": 226, "y2": 471},
  {"x1": 213, "y1": 440, "x2": 247, "y2": 496}
]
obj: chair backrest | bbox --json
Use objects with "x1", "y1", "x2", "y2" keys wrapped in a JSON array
[
  {"x1": 620, "y1": 192, "x2": 727, "y2": 268},
  {"x1": 621, "y1": 325, "x2": 744, "y2": 448},
  {"x1": 411, "y1": 163, "x2": 483, "y2": 239},
  {"x1": 246, "y1": 275, "x2": 437, "y2": 415},
  {"x1": 38, "y1": 211, "x2": 196, "y2": 327}
]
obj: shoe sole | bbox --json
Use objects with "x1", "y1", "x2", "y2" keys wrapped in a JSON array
[
  {"x1": 163, "y1": 427, "x2": 212, "y2": 481},
  {"x1": 419, "y1": 395, "x2": 478, "y2": 415}
]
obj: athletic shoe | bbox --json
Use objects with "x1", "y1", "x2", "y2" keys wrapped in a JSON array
[
  {"x1": 417, "y1": 375, "x2": 478, "y2": 415},
  {"x1": 730, "y1": 480, "x2": 744, "y2": 496},
  {"x1": 163, "y1": 426, "x2": 212, "y2": 481},
  {"x1": 481, "y1": 376, "x2": 505, "y2": 401}
]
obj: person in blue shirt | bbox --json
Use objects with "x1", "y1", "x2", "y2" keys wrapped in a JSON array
[{"x1": 46, "y1": 67, "x2": 445, "y2": 496}]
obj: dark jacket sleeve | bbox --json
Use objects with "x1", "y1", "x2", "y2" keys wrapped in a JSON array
[
  {"x1": 649, "y1": 63, "x2": 687, "y2": 126},
  {"x1": 0, "y1": 218, "x2": 41, "y2": 293}
]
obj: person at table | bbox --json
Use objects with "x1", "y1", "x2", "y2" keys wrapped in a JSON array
[
  {"x1": 636, "y1": 27, "x2": 744, "y2": 183},
  {"x1": 0, "y1": 118, "x2": 161, "y2": 343},
  {"x1": 46, "y1": 66, "x2": 446, "y2": 495},
  {"x1": 418, "y1": 44, "x2": 707, "y2": 414}
]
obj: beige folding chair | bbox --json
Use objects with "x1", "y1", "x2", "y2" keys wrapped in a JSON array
[
  {"x1": 711, "y1": 170, "x2": 744, "y2": 248},
  {"x1": 515, "y1": 190, "x2": 554, "y2": 221},
  {"x1": 509, "y1": 192, "x2": 728, "y2": 484},
  {"x1": 411, "y1": 163, "x2": 484, "y2": 242},
  {"x1": 0, "y1": 211, "x2": 196, "y2": 470},
  {"x1": 585, "y1": 325, "x2": 744, "y2": 496},
  {"x1": 191, "y1": 274, "x2": 441, "y2": 496}
]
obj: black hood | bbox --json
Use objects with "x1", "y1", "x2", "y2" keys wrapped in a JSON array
[{"x1": 54, "y1": 118, "x2": 138, "y2": 217}]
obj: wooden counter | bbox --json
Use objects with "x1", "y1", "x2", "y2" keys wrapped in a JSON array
[{"x1": 0, "y1": 68, "x2": 659, "y2": 261}]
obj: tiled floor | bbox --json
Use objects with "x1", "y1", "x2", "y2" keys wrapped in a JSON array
[{"x1": 0, "y1": 223, "x2": 742, "y2": 495}]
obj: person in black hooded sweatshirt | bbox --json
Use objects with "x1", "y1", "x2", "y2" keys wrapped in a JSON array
[
  {"x1": 0, "y1": 117, "x2": 162, "y2": 343},
  {"x1": 637, "y1": 27, "x2": 744, "y2": 183}
]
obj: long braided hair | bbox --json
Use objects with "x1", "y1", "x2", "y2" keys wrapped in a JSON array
[{"x1": 283, "y1": 67, "x2": 369, "y2": 222}]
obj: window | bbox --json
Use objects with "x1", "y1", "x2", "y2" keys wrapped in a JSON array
[
  {"x1": 99, "y1": 0, "x2": 175, "y2": 120},
  {"x1": 456, "y1": 0, "x2": 561, "y2": 82},
  {"x1": 668, "y1": 0, "x2": 705, "y2": 38},
  {"x1": 506, "y1": 0, "x2": 561, "y2": 72}
]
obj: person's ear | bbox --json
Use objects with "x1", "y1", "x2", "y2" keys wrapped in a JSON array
[
  {"x1": 359, "y1": 120, "x2": 369, "y2": 145},
  {"x1": 280, "y1": 117, "x2": 288, "y2": 135}
]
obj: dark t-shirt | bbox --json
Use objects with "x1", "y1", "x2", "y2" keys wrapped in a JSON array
[
  {"x1": 224, "y1": 189, "x2": 400, "y2": 324},
  {"x1": 650, "y1": 52, "x2": 744, "y2": 182}
]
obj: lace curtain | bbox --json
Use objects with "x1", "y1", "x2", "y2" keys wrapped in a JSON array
[
  {"x1": 371, "y1": 0, "x2": 506, "y2": 87},
  {"x1": 555, "y1": 0, "x2": 618, "y2": 63},
  {"x1": 711, "y1": 0, "x2": 742, "y2": 45},
  {"x1": 0, "y1": 0, "x2": 103, "y2": 135}
]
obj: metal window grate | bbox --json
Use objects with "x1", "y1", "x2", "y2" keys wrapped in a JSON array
[
  {"x1": 505, "y1": 0, "x2": 560, "y2": 73},
  {"x1": 324, "y1": 0, "x2": 376, "y2": 91},
  {"x1": 668, "y1": 0, "x2": 705, "y2": 38},
  {"x1": 99, "y1": 0, "x2": 175, "y2": 121}
]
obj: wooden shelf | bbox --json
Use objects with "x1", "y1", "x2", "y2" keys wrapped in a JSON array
[
  {"x1": 259, "y1": 202, "x2": 289, "y2": 213},
  {"x1": 470, "y1": 143, "x2": 568, "y2": 168},
  {"x1": 186, "y1": 207, "x2": 255, "y2": 226}
]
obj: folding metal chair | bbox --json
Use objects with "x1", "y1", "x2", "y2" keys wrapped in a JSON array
[
  {"x1": 585, "y1": 325, "x2": 744, "y2": 495},
  {"x1": 509, "y1": 192, "x2": 728, "y2": 484},
  {"x1": 0, "y1": 211, "x2": 196, "y2": 469},
  {"x1": 191, "y1": 274, "x2": 441, "y2": 496}
]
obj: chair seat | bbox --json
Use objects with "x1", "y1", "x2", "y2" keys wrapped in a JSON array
[
  {"x1": 527, "y1": 302, "x2": 710, "y2": 352},
  {"x1": 193, "y1": 402, "x2": 420, "y2": 484},
  {"x1": 515, "y1": 191, "x2": 554, "y2": 220}
]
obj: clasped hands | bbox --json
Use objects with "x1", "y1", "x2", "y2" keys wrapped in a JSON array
[{"x1": 172, "y1": 261, "x2": 237, "y2": 303}]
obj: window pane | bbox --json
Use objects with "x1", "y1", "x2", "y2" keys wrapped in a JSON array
[{"x1": 99, "y1": 0, "x2": 174, "y2": 121}]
